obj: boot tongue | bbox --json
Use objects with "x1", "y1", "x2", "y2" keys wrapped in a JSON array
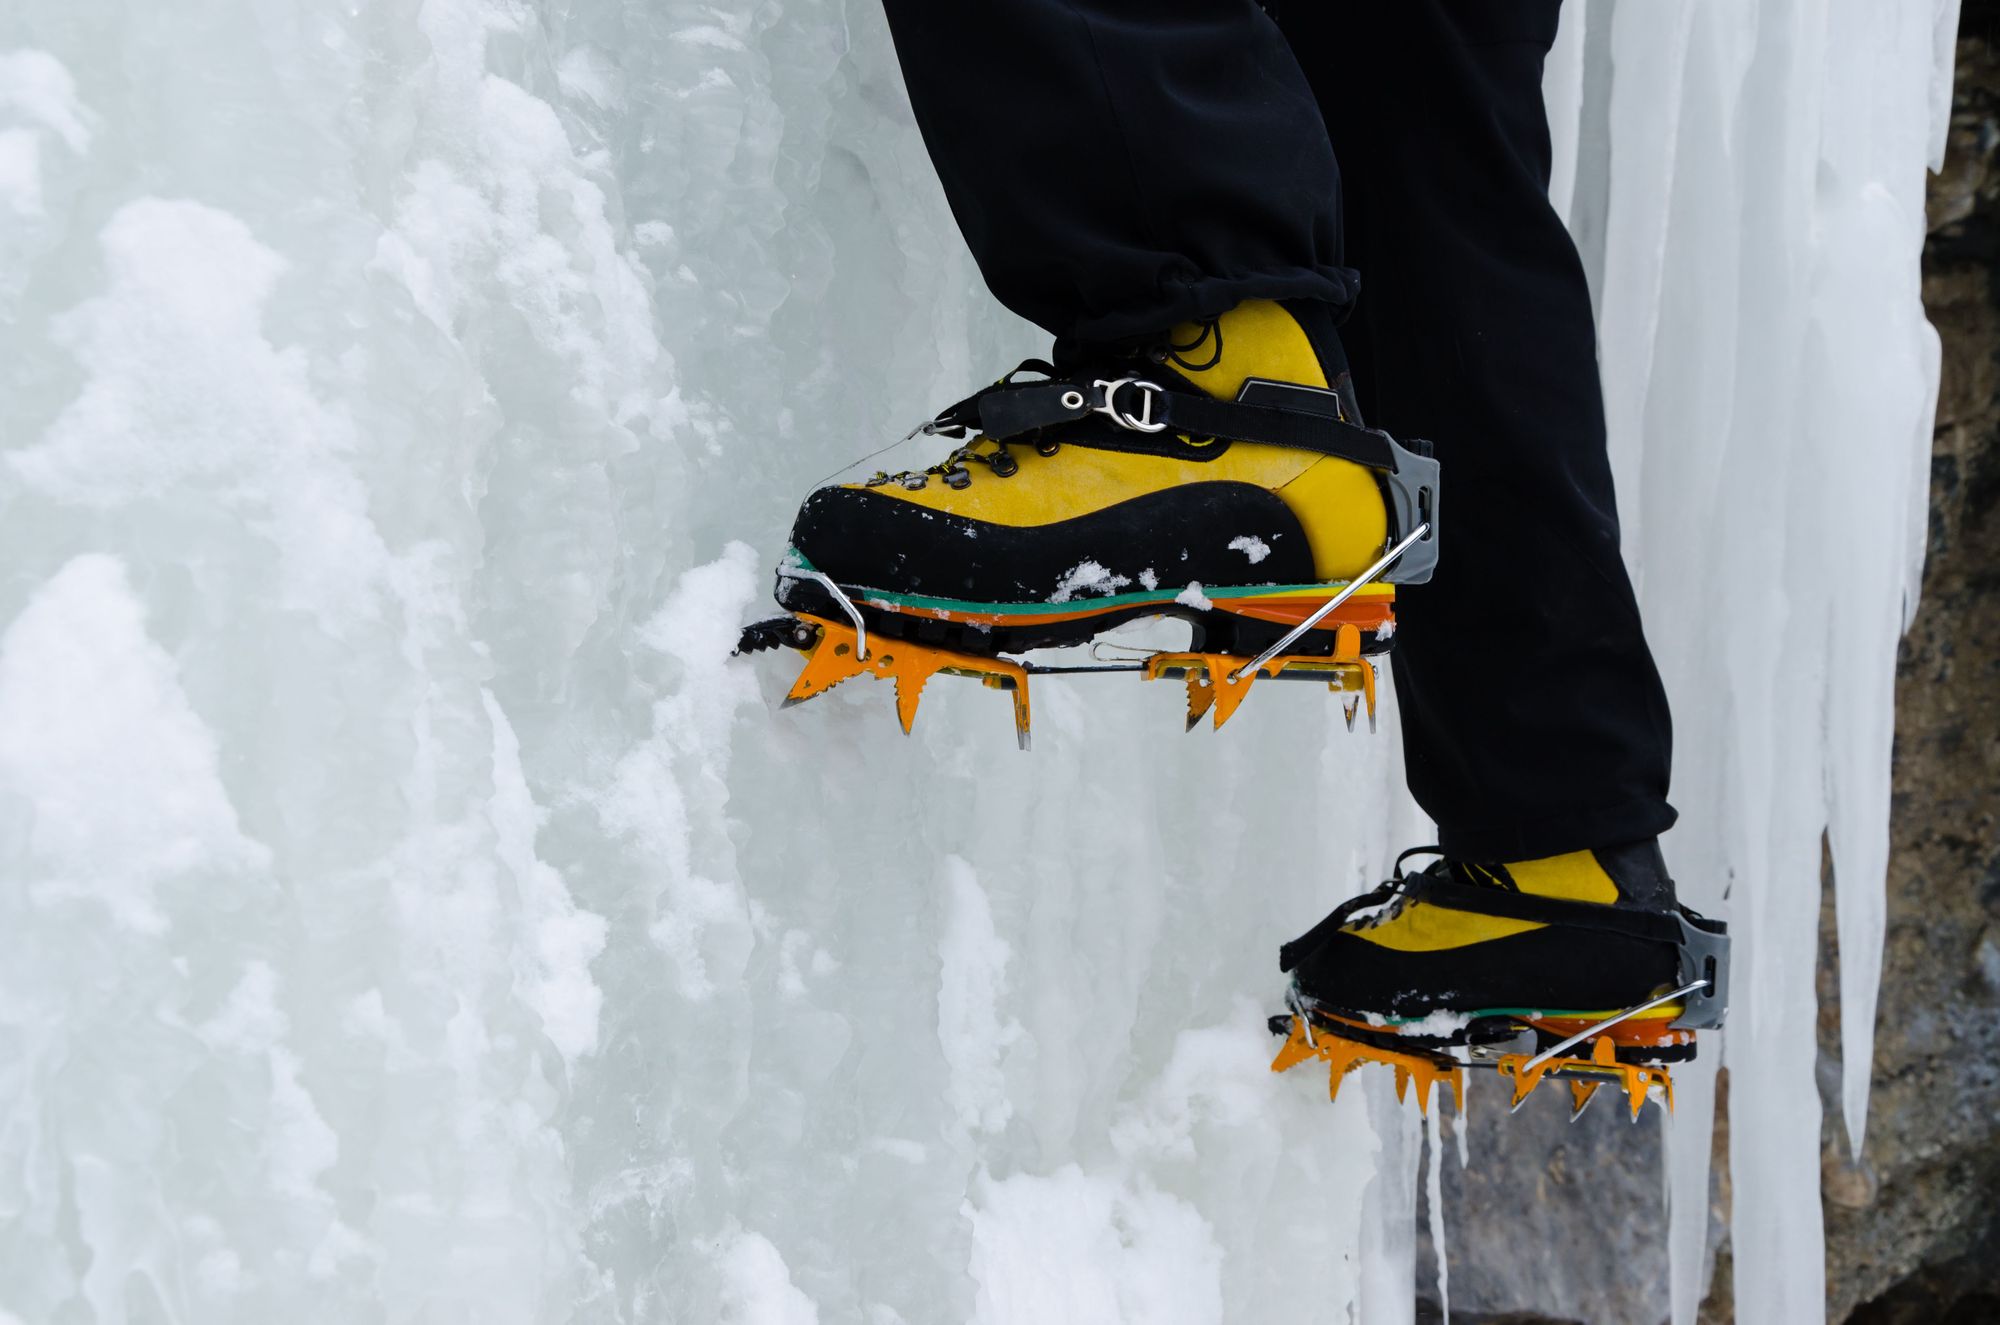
[{"x1": 1163, "y1": 299, "x2": 1332, "y2": 401}]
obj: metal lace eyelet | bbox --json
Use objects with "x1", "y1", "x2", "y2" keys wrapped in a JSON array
[
  {"x1": 943, "y1": 467, "x2": 972, "y2": 490},
  {"x1": 865, "y1": 471, "x2": 891, "y2": 487},
  {"x1": 1036, "y1": 440, "x2": 1060, "y2": 457},
  {"x1": 900, "y1": 473, "x2": 929, "y2": 491},
  {"x1": 989, "y1": 452, "x2": 1019, "y2": 477}
]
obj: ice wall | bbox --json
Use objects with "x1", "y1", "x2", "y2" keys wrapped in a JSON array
[
  {"x1": 0, "y1": 2, "x2": 1948, "y2": 1324},
  {"x1": 0, "y1": 3, "x2": 1424, "y2": 1322}
]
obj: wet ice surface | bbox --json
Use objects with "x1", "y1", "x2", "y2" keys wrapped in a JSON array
[{"x1": 0, "y1": 2, "x2": 1951, "y2": 1323}]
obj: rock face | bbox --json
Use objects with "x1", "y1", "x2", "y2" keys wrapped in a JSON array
[{"x1": 1424, "y1": 15, "x2": 2000, "y2": 1325}]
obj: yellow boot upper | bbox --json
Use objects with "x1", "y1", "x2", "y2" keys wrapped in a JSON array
[
  {"x1": 852, "y1": 300, "x2": 1389, "y2": 582},
  {"x1": 1347, "y1": 851, "x2": 1623, "y2": 954}
]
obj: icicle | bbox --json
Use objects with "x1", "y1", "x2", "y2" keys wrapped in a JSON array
[
  {"x1": 1453, "y1": 1073, "x2": 1471, "y2": 1171},
  {"x1": 1425, "y1": 1104, "x2": 1450, "y2": 1324}
]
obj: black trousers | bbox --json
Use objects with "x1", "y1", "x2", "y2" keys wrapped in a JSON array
[{"x1": 881, "y1": 0, "x2": 1676, "y2": 861}]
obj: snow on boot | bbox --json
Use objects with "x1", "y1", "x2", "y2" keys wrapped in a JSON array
[
  {"x1": 1268, "y1": 840, "x2": 1729, "y2": 1119},
  {"x1": 737, "y1": 298, "x2": 1438, "y2": 744}
]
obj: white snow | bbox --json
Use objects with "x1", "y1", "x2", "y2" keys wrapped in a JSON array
[
  {"x1": 716, "y1": 1230, "x2": 822, "y2": 1325},
  {"x1": 0, "y1": 129, "x2": 43, "y2": 214},
  {"x1": 1226, "y1": 535, "x2": 1271, "y2": 565},
  {"x1": 1051, "y1": 559, "x2": 1132, "y2": 603},
  {"x1": 0, "y1": 2, "x2": 1948, "y2": 1323},
  {"x1": 0, "y1": 555, "x2": 270, "y2": 933},
  {"x1": 936, "y1": 856, "x2": 1023, "y2": 1136},
  {"x1": 1175, "y1": 582, "x2": 1214, "y2": 611},
  {"x1": 0, "y1": 48, "x2": 92, "y2": 152},
  {"x1": 966, "y1": 1166, "x2": 1223, "y2": 1325},
  {"x1": 1385, "y1": 1008, "x2": 1474, "y2": 1038}
]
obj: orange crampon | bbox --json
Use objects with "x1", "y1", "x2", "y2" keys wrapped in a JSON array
[
  {"x1": 1268, "y1": 995, "x2": 1708, "y2": 1123},
  {"x1": 741, "y1": 579, "x2": 1394, "y2": 746}
]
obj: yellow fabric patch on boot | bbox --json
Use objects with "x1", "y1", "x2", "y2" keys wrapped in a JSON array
[
  {"x1": 1344, "y1": 901, "x2": 1544, "y2": 954},
  {"x1": 1343, "y1": 851, "x2": 1622, "y2": 954},
  {"x1": 1502, "y1": 850, "x2": 1622, "y2": 904},
  {"x1": 1277, "y1": 458, "x2": 1391, "y2": 576}
]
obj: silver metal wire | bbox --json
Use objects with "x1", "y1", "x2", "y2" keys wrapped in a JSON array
[
  {"x1": 775, "y1": 567, "x2": 868, "y2": 660},
  {"x1": 1521, "y1": 979, "x2": 1711, "y2": 1072},
  {"x1": 1229, "y1": 523, "x2": 1431, "y2": 681}
]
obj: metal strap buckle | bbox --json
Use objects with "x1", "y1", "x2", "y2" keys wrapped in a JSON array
[{"x1": 1091, "y1": 377, "x2": 1168, "y2": 433}]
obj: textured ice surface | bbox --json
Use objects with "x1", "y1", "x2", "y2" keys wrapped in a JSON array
[{"x1": 0, "y1": 2, "x2": 1948, "y2": 1322}]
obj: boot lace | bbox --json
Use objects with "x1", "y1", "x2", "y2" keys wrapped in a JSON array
[
  {"x1": 861, "y1": 358, "x2": 1074, "y2": 491},
  {"x1": 1344, "y1": 848, "x2": 1519, "y2": 931},
  {"x1": 863, "y1": 321, "x2": 1224, "y2": 493}
]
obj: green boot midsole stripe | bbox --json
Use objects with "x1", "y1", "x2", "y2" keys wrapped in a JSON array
[{"x1": 784, "y1": 553, "x2": 1389, "y2": 620}]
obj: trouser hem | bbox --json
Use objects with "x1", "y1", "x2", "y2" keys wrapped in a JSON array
[
  {"x1": 1067, "y1": 267, "x2": 1358, "y2": 347},
  {"x1": 1436, "y1": 798, "x2": 1679, "y2": 864}
]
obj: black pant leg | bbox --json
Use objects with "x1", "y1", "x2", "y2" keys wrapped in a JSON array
[
  {"x1": 1274, "y1": 0, "x2": 1678, "y2": 860},
  {"x1": 880, "y1": 0, "x2": 1357, "y2": 346}
]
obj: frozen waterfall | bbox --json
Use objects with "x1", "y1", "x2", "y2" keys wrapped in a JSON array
[{"x1": 0, "y1": 2, "x2": 1953, "y2": 1323}]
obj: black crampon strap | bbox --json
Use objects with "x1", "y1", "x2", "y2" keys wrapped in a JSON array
[{"x1": 931, "y1": 375, "x2": 1404, "y2": 472}]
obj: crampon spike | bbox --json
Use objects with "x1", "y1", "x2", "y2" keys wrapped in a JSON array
[
  {"x1": 782, "y1": 614, "x2": 1031, "y2": 747},
  {"x1": 770, "y1": 608, "x2": 1380, "y2": 743},
  {"x1": 1269, "y1": 1015, "x2": 1462, "y2": 1118},
  {"x1": 1145, "y1": 624, "x2": 1369, "y2": 733},
  {"x1": 1495, "y1": 1032, "x2": 1676, "y2": 1120},
  {"x1": 1181, "y1": 666, "x2": 1217, "y2": 732}
]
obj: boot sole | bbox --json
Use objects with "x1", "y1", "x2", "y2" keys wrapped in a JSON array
[{"x1": 778, "y1": 566, "x2": 1396, "y2": 658}]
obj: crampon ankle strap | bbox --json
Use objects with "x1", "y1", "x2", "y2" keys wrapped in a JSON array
[{"x1": 921, "y1": 370, "x2": 1406, "y2": 467}]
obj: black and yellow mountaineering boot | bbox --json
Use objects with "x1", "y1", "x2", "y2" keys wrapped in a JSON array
[
  {"x1": 1270, "y1": 840, "x2": 1729, "y2": 1119},
  {"x1": 745, "y1": 298, "x2": 1438, "y2": 742}
]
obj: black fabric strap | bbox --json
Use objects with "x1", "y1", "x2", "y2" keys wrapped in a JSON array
[
  {"x1": 958, "y1": 379, "x2": 1399, "y2": 471},
  {"x1": 1160, "y1": 393, "x2": 1397, "y2": 468}
]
